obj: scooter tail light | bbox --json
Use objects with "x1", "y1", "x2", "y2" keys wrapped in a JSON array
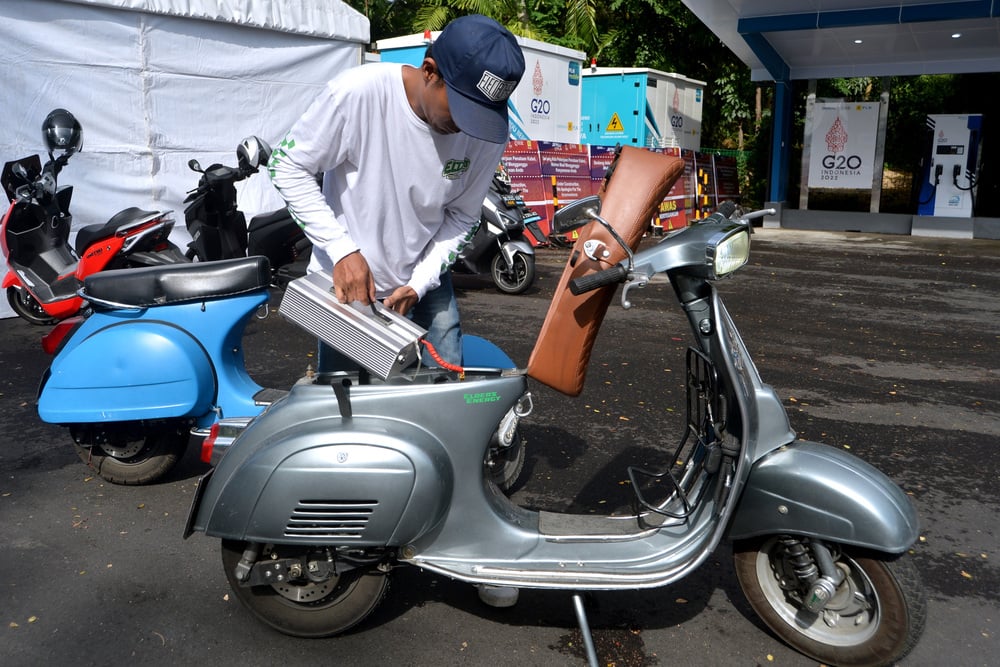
[
  {"x1": 200, "y1": 423, "x2": 220, "y2": 464},
  {"x1": 199, "y1": 417, "x2": 250, "y2": 465},
  {"x1": 41, "y1": 316, "x2": 85, "y2": 355}
]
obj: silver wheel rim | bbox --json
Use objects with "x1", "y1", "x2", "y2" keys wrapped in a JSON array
[{"x1": 756, "y1": 540, "x2": 881, "y2": 647}]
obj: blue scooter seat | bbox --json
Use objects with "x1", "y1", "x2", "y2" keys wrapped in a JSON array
[{"x1": 84, "y1": 256, "x2": 272, "y2": 308}]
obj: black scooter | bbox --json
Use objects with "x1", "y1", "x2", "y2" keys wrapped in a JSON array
[
  {"x1": 183, "y1": 136, "x2": 308, "y2": 286},
  {"x1": 451, "y1": 166, "x2": 540, "y2": 294}
]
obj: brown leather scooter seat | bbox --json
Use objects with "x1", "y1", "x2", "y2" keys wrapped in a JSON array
[{"x1": 527, "y1": 147, "x2": 685, "y2": 396}]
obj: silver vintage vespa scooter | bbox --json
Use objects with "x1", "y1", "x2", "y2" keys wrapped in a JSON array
[{"x1": 185, "y1": 147, "x2": 925, "y2": 667}]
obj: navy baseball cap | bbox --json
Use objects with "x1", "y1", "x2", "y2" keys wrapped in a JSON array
[{"x1": 432, "y1": 15, "x2": 525, "y2": 143}]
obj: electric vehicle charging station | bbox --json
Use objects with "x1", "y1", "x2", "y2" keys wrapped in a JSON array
[{"x1": 917, "y1": 113, "x2": 983, "y2": 218}]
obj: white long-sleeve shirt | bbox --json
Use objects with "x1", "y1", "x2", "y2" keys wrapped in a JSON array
[{"x1": 268, "y1": 62, "x2": 504, "y2": 300}]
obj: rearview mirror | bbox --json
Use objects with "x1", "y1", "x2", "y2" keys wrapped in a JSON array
[{"x1": 552, "y1": 195, "x2": 601, "y2": 234}]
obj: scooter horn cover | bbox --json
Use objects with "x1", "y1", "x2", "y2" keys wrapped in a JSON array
[{"x1": 526, "y1": 147, "x2": 684, "y2": 396}]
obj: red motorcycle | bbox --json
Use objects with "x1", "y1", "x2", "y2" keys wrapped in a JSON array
[{"x1": 1, "y1": 109, "x2": 185, "y2": 324}]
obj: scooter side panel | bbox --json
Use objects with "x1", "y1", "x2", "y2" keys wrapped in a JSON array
[
  {"x1": 38, "y1": 321, "x2": 215, "y2": 423},
  {"x1": 195, "y1": 415, "x2": 452, "y2": 547},
  {"x1": 727, "y1": 440, "x2": 919, "y2": 552}
]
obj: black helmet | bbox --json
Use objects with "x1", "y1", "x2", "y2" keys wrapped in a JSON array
[{"x1": 42, "y1": 108, "x2": 83, "y2": 156}]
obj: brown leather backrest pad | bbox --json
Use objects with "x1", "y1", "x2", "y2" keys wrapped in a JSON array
[{"x1": 526, "y1": 147, "x2": 685, "y2": 396}]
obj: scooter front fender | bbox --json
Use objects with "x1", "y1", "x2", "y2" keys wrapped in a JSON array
[
  {"x1": 728, "y1": 440, "x2": 919, "y2": 553},
  {"x1": 500, "y1": 239, "x2": 534, "y2": 266},
  {"x1": 38, "y1": 320, "x2": 215, "y2": 423}
]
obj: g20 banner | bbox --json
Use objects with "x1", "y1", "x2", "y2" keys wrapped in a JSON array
[{"x1": 808, "y1": 102, "x2": 879, "y2": 189}]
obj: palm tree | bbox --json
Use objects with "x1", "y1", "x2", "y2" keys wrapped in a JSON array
[{"x1": 411, "y1": 0, "x2": 598, "y2": 50}]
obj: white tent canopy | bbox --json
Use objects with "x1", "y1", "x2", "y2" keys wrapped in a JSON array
[{"x1": 1, "y1": 0, "x2": 369, "y2": 318}]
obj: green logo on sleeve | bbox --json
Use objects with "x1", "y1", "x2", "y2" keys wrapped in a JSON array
[
  {"x1": 442, "y1": 157, "x2": 471, "y2": 180},
  {"x1": 267, "y1": 137, "x2": 296, "y2": 179}
]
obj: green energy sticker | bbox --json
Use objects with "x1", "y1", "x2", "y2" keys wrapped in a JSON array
[{"x1": 463, "y1": 391, "x2": 501, "y2": 405}]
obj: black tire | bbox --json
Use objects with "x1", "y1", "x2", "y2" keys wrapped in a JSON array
[
  {"x1": 221, "y1": 540, "x2": 389, "y2": 638},
  {"x1": 6, "y1": 286, "x2": 57, "y2": 325},
  {"x1": 733, "y1": 537, "x2": 926, "y2": 667},
  {"x1": 72, "y1": 425, "x2": 188, "y2": 485},
  {"x1": 490, "y1": 251, "x2": 535, "y2": 294},
  {"x1": 486, "y1": 427, "x2": 526, "y2": 493}
]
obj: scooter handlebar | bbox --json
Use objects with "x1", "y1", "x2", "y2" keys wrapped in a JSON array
[{"x1": 569, "y1": 263, "x2": 628, "y2": 295}]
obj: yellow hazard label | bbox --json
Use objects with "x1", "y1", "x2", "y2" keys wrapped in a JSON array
[{"x1": 606, "y1": 112, "x2": 625, "y2": 133}]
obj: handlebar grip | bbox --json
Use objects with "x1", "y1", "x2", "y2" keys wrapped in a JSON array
[
  {"x1": 716, "y1": 200, "x2": 738, "y2": 218},
  {"x1": 569, "y1": 264, "x2": 628, "y2": 295}
]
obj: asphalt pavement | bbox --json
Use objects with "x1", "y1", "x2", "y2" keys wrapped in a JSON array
[{"x1": 1, "y1": 227, "x2": 998, "y2": 666}]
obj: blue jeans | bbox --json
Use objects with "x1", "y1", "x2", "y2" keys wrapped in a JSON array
[{"x1": 317, "y1": 272, "x2": 462, "y2": 372}]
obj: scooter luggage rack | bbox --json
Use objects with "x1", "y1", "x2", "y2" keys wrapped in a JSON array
[
  {"x1": 278, "y1": 272, "x2": 426, "y2": 381},
  {"x1": 628, "y1": 347, "x2": 730, "y2": 529}
]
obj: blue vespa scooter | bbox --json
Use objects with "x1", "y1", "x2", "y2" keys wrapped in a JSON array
[
  {"x1": 36, "y1": 257, "x2": 274, "y2": 484},
  {"x1": 36, "y1": 256, "x2": 522, "y2": 486}
]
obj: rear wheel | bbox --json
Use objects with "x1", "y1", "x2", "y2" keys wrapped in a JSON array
[
  {"x1": 72, "y1": 423, "x2": 189, "y2": 484},
  {"x1": 7, "y1": 286, "x2": 56, "y2": 325},
  {"x1": 221, "y1": 540, "x2": 389, "y2": 638},
  {"x1": 490, "y1": 251, "x2": 535, "y2": 294},
  {"x1": 733, "y1": 536, "x2": 926, "y2": 667}
]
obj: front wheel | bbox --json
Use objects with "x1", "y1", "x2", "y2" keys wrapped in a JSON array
[
  {"x1": 72, "y1": 423, "x2": 189, "y2": 484},
  {"x1": 221, "y1": 540, "x2": 389, "y2": 638},
  {"x1": 490, "y1": 251, "x2": 535, "y2": 294},
  {"x1": 733, "y1": 536, "x2": 926, "y2": 667},
  {"x1": 7, "y1": 286, "x2": 57, "y2": 325},
  {"x1": 485, "y1": 426, "x2": 526, "y2": 493}
]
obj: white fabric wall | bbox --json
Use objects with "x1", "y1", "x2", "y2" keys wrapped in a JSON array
[{"x1": 1, "y1": 0, "x2": 366, "y2": 317}]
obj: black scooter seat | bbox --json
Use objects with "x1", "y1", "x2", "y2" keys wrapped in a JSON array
[
  {"x1": 74, "y1": 207, "x2": 163, "y2": 256},
  {"x1": 83, "y1": 256, "x2": 271, "y2": 308}
]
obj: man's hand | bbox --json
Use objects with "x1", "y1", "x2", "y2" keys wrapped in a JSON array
[
  {"x1": 332, "y1": 251, "x2": 376, "y2": 305},
  {"x1": 383, "y1": 285, "x2": 418, "y2": 315}
]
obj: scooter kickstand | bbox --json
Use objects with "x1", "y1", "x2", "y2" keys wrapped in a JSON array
[{"x1": 572, "y1": 594, "x2": 599, "y2": 667}]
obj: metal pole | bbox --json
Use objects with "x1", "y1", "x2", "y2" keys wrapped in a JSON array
[{"x1": 572, "y1": 594, "x2": 599, "y2": 667}]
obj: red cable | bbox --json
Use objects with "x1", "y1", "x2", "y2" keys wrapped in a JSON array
[{"x1": 420, "y1": 339, "x2": 465, "y2": 378}]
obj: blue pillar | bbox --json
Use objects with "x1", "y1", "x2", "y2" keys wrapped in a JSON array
[{"x1": 769, "y1": 79, "x2": 793, "y2": 203}]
